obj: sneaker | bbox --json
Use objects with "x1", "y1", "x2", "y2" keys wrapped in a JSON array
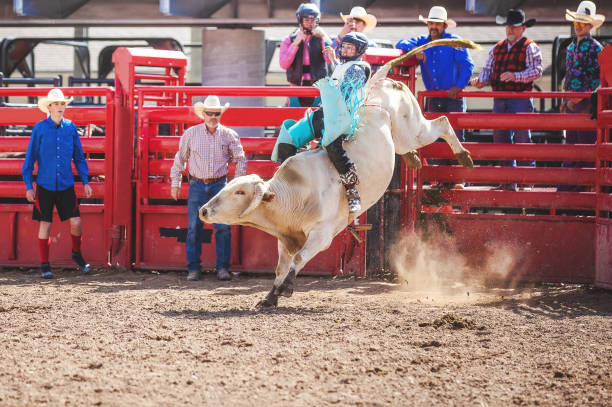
[
  {"x1": 40, "y1": 262, "x2": 53, "y2": 279},
  {"x1": 71, "y1": 251, "x2": 91, "y2": 273},
  {"x1": 216, "y1": 269, "x2": 232, "y2": 281},
  {"x1": 187, "y1": 271, "x2": 201, "y2": 281}
]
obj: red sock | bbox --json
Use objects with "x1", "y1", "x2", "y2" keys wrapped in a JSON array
[
  {"x1": 38, "y1": 238, "x2": 50, "y2": 263},
  {"x1": 71, "y1": 234, "x2": 81, "y2": 253}
]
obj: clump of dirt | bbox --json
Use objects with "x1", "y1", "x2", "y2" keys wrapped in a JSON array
[{"x1": 420, "y1": 313, "x2": 478, "y2": 330}]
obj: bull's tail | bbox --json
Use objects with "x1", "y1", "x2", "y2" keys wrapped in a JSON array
[{"x1": 387, "y1": 39, "x2": 481, "y2": 68}]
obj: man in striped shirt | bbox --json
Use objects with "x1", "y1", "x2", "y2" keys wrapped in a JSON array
[
  {"x1": 471, "y1": 9, "x2": 542, "y2": 191},
  {"x1": 170, "y1": 96, "x2": 247, "y2": 281}
]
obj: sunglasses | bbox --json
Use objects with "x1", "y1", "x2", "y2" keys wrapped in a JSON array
[
  {"x1": 204, "y1": 111, "x2": 221, "y2": 117},
  {"x1": 573, "y1": 21, "x2": 589, "y2": 28},
  {"x1": 347, "y1": 18, "x2": 365, "y2": 24}
]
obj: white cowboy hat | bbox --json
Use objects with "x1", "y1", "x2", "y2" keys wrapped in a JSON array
[
  {"x1": 419, "y1": 6, "x2": 457, "y2": 29},
  {"x1": 340, "y1": 6, "x2": 377, "y2": 33},
  {"x1": 37, "y1": 88, "x2": 73, "y2": 113},
  {"x1": 566, "y1": 1, "x2": 605, "y2": 29},
  {"x1": 194, "y1": 95, "x2": 230, "y2": 119}
]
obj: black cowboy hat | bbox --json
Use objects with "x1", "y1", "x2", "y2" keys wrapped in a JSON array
[{"x1": 496, "y1": 9, "x2": 536, "y2": 27}]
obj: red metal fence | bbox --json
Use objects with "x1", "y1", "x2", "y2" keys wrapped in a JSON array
[
  {"x1": 0, "y1": 87, "x2": 114, "y2": 267},
  {"x1": 413, "y1": 89, "x2": 612, "y2": 285},
  {"x1": 0, "y1": 47, "x2": 610, "y2": 287},
  {"x1": 133, "y1": 86, "x2": 366, "y2": 275}
]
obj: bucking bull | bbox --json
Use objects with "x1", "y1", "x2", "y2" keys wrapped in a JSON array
[{"x1": 199, "y1": 39, "x2": 479, "y2": 308}]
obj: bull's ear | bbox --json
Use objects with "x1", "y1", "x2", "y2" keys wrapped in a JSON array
[{"x1": 262, "y1": 192, "x2": 275, "y2": 202}]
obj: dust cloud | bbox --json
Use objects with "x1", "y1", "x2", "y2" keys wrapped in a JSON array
[{"x1": 389, "y1": 230, "x2": 523, "y2": 304}]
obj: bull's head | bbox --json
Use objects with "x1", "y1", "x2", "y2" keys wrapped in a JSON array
[{"x1": 199, "y1": 174, "x2": 275, "y2": 224}]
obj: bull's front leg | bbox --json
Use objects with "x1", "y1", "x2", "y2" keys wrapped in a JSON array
[
  {"x1": 256, "y1": 240, "x2": 294, "y2": 309},
  {"x1": 260, "y1": 226, "x2": 335, "y2": 309}
]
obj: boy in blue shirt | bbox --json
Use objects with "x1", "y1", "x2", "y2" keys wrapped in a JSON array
[{"x1": 22, "y1": 88, "x2": 93, "y2": 278}]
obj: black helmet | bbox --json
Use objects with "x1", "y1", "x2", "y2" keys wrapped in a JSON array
[
  {"x1": 296, "y1": 3, "x2": 321, "y2": 25},
  {"x1": 340, "y1": 32, "x2": 369, "y2": 61}
]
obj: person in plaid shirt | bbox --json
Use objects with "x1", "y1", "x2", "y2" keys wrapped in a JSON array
[
  {"x1": 170, "y1": 96, "x2": 247, "y2": 281},
  {"x1": 471, "y1": 9, "x2": 543, "y2": 191},
  {"x1": 558, "y1": 1, "x2": 605, "y2": 192}
]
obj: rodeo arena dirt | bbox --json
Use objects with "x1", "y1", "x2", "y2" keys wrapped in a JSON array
[{"x1": 1, "y1": 1, "x2": 612, "y2": 406}]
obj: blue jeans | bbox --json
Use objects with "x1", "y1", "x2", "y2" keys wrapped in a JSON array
[
  {"x1": 426, "y1": 97, "x2": 465, "y2": 167},
  {"x1": 186, "y1": 178, "x2": 231, "y2": 272},
  {"x1": 492, "y1": 98, "x2": 535, "y2": 167},
  {"x1": 559, "y1": 98, "x2": 596, "y2": 192},
  {"x1": 426, "y1": 97, "x2": 465, "y2": 142}
]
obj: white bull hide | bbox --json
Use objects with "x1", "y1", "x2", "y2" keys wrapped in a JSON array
[{"x1": 199, "y1": 65, "x2": 473, "y2": 308}]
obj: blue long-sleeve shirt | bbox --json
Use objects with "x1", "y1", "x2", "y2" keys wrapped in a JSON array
[
  {"x1": 395, "y1": 31, "x2": 474, "y2": 91},
  {"x1": 22, "y1": 117, "x2": 89, "y2": 191}
]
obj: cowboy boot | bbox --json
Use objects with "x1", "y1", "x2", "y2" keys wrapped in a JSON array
[{"x1": 339, "y1": 165, "x2": 361, "y2": 213}]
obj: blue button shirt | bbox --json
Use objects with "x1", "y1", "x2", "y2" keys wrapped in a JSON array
[
  {"x1": 395, "y1": 32, "x2": 474, "y2": 91},
  {"x1": 22, "y1": 117, "x2": 89, "y2": 191}
]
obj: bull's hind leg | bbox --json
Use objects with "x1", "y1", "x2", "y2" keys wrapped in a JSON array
[
  {"x1": 431, "y1": 116, "x2": 473, "y2": 169},
  {"x1": 402, "y1": 150, "x2": 422, "y2": 169},
  {"x1": 257, "y1": 241, "x2": 294, "y2": 308}
]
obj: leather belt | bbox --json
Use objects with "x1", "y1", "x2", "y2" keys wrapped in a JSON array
[{"x1": 191, "y1": 175, "x2": 226, "y2": 184}]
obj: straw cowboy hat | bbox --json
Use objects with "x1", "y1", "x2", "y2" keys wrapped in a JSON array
[
  {"x1": 419, "y1": 6, "x2": 456, "y2": 29},
  {"x1": 340, "y1": 6, "x2": 377, "y2": 33},
  {"x1": 566, "y1": 1, "x2": 605, "y2": 30},
  {"x1": 194, "y1": 95, "x2": 230, "y2": 119},
  {"x1": 496, "y1": 9, "x2": 536, "y2": 27},
  {"x1": 37, "y1": 88, "x2": 73, "y2": 113}
]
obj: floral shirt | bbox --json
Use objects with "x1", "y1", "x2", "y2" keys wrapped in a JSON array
[{"x1": 564, "y1": 35, "x2": 603, "y2": 92}]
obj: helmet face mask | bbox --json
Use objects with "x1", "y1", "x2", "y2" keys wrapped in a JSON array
[
  {"x1": 339, "y1": 32, "x2": 369, "y2": 62},
  {"x1": 296, "y1": 3, "x2": 320, "y2": 34}
]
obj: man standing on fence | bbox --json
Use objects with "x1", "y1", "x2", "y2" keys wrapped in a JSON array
[
  {"x1": 22, "y1": 88, "x2": 93, "y2": 279},
  {"x1": 396, "y1": 6, "x2": 474, "y2": 187},
  {"x1": 471, "y1": 9, "x2": 542, "y2": 191},
  {"x1": 170, "y1": 96, "x2": 247, "y2": 281},
  {"x1": 558, "y1": 1, "x2": 605, "y2": 192}
]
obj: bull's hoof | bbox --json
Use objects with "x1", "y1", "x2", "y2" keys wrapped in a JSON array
[
  {"x1": 401, "y1": 151, "x2": 422, "y2": 169},
  {"x1": 277, "y1": 287, "x2": 294, "y2": 298},
  {"x1": 455, "y1": 150, "x2": 474, "y2": 169},
  {"x1": 274, "y1": 268, "x2": 296, "y2": 298},
  {"x1": 256, "y1": 288, "x2": 279, "y2": 309},
  {"x1": 256, "y1": 297, "x2": 278, "y2": 309}
]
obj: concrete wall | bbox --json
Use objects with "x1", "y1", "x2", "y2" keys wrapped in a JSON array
[{"x1": 201, "y1": 28, "x2": 265, "y2": 137}]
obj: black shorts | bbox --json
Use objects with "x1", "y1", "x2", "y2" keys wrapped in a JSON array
[{"x1": 33, "y1": 185, "x2": 80, "y2": 222}]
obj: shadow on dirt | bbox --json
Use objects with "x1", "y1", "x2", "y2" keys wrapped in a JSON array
[
  {"x1": 159, "y1": 306, "x2": 333, "y2": 320},
  {"x1": 0, "y1": 269, "x2": 397, "y2": 296},
  {"x1": 478, "y1": 286, "x2": 612, "y2": 319}
]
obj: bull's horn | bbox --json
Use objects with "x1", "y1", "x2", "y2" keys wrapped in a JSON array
[
  {"x1": 240, "y1": 180, "x2": 268, "y2": 217},
  {"x1": 387, "y1": 39, "x2": 481, "y2": 67}
]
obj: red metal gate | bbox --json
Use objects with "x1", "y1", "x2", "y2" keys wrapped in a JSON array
[
  {"x1": 595, "y1": 87, "x2": 612, "y2": 289},
  {"x1": 410, "y1": 89, "x2": 612, "y2": 284},
  {"x1": 0, "y1": 87, "x2": 113, "y2": 267},
  {"x1": 133, "y1": 86, "x2": 367, "y2": 275}
]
